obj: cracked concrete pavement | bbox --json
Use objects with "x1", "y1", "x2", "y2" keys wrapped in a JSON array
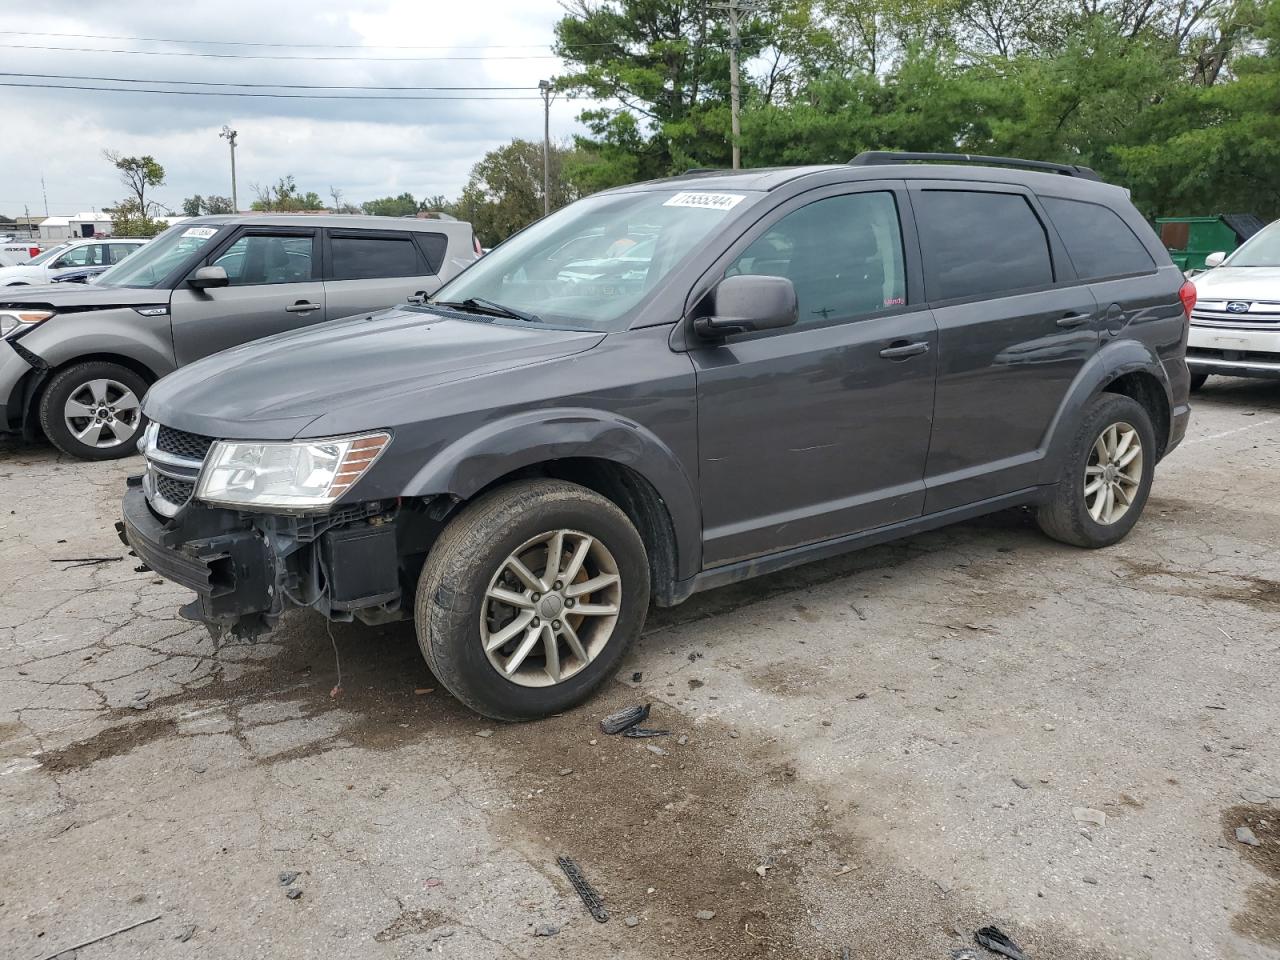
[{"x1": 1, "y1": 379, "x2": 1278, "y2": 960}]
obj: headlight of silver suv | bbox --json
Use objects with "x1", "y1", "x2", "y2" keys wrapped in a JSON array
[
  {"x1": 0, "y1": 310, "x2": 54, "y2": 339},
  {"x1": 195, "y1": 432, "x2": 391, "y2": 511}
]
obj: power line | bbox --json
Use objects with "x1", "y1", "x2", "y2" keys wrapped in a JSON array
[
  {"x1": 0, "y1": 72, "x2": 533, "y2": 91},
  {"x1": 0, "y1": 29, "x2": 602, "y2": 50},
  {"x1": 0, "y1": 81, "x2": 545, "y2": 100},
  {"x1": 0, "y1": 42, "x2": 558, "y2": 61}
]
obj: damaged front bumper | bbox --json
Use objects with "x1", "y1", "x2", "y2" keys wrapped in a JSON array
[{"x1": 117, "y1": 480, "x2": 413, "y2": 637}]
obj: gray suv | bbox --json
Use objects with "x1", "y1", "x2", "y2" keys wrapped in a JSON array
[
  {"x1": 119, "y1": 153, "x2": 1194, "y2": 721},
  {"x1": 0, "y1": 214, "x2": 479, "y2": 459}
]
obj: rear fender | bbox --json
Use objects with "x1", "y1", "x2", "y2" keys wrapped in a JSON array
[{"x1": 1041, "y1": 339, "x2": 1172, "y2": 480}]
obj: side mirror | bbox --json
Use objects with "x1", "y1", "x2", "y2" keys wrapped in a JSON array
[
  {"x1": 694, "y1": 274, "x2": 798, "y2": 339},
  {"x1": 1204, "y1": 251, "x2": 1227, "y2": 268},
  {"x1": 188, "y1": 265, "x2": 229, "y2": 290}
]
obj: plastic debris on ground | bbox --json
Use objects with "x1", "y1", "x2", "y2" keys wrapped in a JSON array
[
  {"x1": 557, "y1": 855, "x2": 609, "y2": 922},
  {"x1": 600, "y1": 703, "x2": 650, "y2": 735},
  {"x1": 975, "y1": 926, "x2": 1028, "y2": 960}
]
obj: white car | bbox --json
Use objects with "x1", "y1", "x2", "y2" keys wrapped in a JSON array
[
  {"x1": 0, "y1": 237, "x2": 147, "y2": 286},
  {"x1": 0, "y1": 238, "x2": 45, "y2": 267},
  {"x1": 1187, "y1": 219, "x2": 1280, "y2": 388}
]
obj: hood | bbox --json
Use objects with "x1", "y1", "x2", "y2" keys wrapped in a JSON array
[
  {"x1": 144, "y1": 306, "x2": 605, "y2": 440},
  {"x1": 1191, "y1": 266, "x2": 1280, "y2": 302},
  {"x1": 0, "y1": 264, "x2": 43, "y2": 283},
  {"x1": 0, "y1": 282, "x2": 168, "y2": 310}
]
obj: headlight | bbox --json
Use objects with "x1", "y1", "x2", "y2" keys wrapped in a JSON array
[
  {"x1": 0, "y1": 310, "x2": 54, "y2": 339},
  {"x1": 195, "y1": 432, "x2": 391, "y2": 511}
]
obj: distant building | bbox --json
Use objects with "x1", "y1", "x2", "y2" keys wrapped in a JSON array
[{"x1": 37, "y1": 212, "x2": 115, "y2": 240}]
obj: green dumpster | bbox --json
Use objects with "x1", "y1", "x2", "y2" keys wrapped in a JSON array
[{"x1": 1156, "y1": 214, "x2": 1265, "y2": 271}]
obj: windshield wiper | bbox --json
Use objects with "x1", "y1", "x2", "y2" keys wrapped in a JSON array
[{"x1": 432, "y1": 297, "x2": 542, "y2": 323}]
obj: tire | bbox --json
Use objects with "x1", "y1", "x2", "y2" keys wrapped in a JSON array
[
  {"x1": 39, "y1": 361, "x2": 149, "y2": 460},
  {"x1": 1036, "y1": 393, "x2": 1157, "y2": 549},
  {"x1": 1188, "y1": 372, "x2": 1208, "y2": 392},
  {"x1": 415, "y1": 479, "x2": 650, "y2": 721}
]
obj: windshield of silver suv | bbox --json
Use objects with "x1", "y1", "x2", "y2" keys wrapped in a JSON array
[
  {"x1": 1226, "y1": 220, "x2": 1280, "y2": 267},
  {"x1": 431, "y1": 188, "x2": 760, "y2": 331},
  {"x1": 96, "y1": 223, "x2": 223, "y2": 287}
]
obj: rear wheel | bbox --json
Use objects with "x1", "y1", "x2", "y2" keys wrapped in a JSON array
[
  {"x1": 39, "y1": 361, "x2": 148, "y2": 460},
  {"x1": 1188, "y1": 372, "x2": 1208, "y2": 392},
  {"x1": 1036, "y1": 393, "x2": 1156, "y2": 548},
  {"x1": 415, "y1": 479, "x2": 650, "y2": 721}
]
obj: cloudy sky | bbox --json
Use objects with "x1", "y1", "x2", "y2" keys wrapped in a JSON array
[{"x1": 0, "y1": 0, "x2": 586, "y2": 218}]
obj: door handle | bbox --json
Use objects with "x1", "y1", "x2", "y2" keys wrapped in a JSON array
[
  {"x1": 285, "y1": 301, "x2": 320, "y2": 313},
  {"x1": 1056, "y1": 313, "x2": 1093, "y2": 328},
  {"x1": 879, "y1": 340, "x2": 930, "y2": 360}
]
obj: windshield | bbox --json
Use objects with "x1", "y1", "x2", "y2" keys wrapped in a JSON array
[
  {"x1": 29, "y1": 241, "x2": 75, "y2": 266},
  {"x1": 433, "y1": 188, "x2": 757, "y2": 331},
  {"x1": 97, "y1": 224, "x2": 222, "y2": 288},
  {"x1": 1228, "y1": 220, "x2": 1280, "y2": 267}
]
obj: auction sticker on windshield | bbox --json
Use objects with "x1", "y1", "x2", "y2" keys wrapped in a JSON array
[
  {"x1": 663, "y1": 192, "x2": 746, "y2": 211},
  {"x1": 182, "y1": 227, "x2": 219, "y2": 239}
]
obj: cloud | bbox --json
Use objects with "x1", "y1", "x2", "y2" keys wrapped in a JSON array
[{"x1": 0, "y1": 0, "x2": 583, "y2": 216}]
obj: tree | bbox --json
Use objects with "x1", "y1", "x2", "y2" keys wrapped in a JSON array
[
  {"x1": 182, "y1": 195, "x2": 236, "y2": 216},
  {"x1": 105, "y1": 151, "x2": 165, "y2": 218},
  {"x1": 453, "y1": 139, "x2": 586, "y2": 246},
  {"x1": 250, "y1": 176, "x2": 325, "y2": 212},
  {"x1": 106, "y1": 199, "x2": 165, "y2": 237},
  {"x1": 361, "y1": 192, "x2": 420, "y2": 217}
]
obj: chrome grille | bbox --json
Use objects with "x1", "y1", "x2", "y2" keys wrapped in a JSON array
[
  {"x1": 156, "y1": 425, "x2": 215, "y2": 460},
  {"x1": 141, "y1": 422, "x2": 212, "y2": 518},
  {"x1": 155, "y1": 473, "x2": 196, "y2": 506}
]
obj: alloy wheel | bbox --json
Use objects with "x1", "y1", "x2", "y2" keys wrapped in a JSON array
[
  {"x1": 63, "y1": 378, "x2": 142, "y2": 449},
  {"x1": 1084, "y1": 421, "x2": 1142, "y2": 525},
  {"x1": 480, "y1": 529, "x2": 622, "y2": 687}
]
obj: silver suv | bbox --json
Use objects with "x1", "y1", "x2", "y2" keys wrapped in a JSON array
[{"x1": 0, "y1": 214, "x2": 479, "y2": 459}]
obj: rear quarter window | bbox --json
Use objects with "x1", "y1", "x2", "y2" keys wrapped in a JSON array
[
  {"x1": 412, "y1": 232, "x2": 448, "y2": 274},
  {"x1": 1041, "y1": 197, "x2": 1156, "y2": 280},
  {"x1": 915, "y1": 190, "x2": 1054, "y2": 301}
]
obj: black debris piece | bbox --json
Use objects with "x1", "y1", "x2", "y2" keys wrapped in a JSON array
[
  {"x1": 557, "y1": 856, "x2": 608, "y2": 922},
  {"x1": 975, "y1": 926, "x2": 1027, "y2": 960},
  {"x1": 600, "y1": 703, "x2": 649, "y2": 735},
  {"x1": 134, "y1": 563, "x2": 152, "y2": 573},
  {"x1": 278, "y1": 871, "x2": 299, "y2": 886},
  {"x1": 631, "y1": 671, "x2": 643, "y2": 683},
  {"x1": 622, "y1": 727, "x2": 670, "y2": 739}
]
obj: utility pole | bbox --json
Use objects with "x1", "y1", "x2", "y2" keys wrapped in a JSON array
[
  {"x1": 538, "y1": 80, "x2": 553, "y2": 217},
  {"x1": 727, "y1": 0, "x2": 741, "y2": 170},
  {"x1": 41, "y1": 175, "x2": 49, "y2": 216},
  {"x1": 219, "y1": 125, "x2": 239, "y2": 212}
]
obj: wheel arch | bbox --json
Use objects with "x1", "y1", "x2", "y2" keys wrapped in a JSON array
[
  {"x1": 20, "y1": 352, "x2": 161, "y2": 440},
  {"x1": 1042, "y1": 341, "x2": 1174, "y2": 477},
  {"x1": 399, "y1": 409, "x2": 700, "y2": 602}
]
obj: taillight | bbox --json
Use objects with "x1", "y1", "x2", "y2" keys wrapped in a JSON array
[
  {"x1": 1178, "y1": 280, "x2": 1197, "y2": 319},
  {"x1": 28, "y1": 246, "x2": 39, "y2": 258},
  {"x1": 473, "y1": 235, "x2": 483, "y2": 257}
]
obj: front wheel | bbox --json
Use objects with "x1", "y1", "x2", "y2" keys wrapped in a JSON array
[
  {"x1": 39, "y1": 360, "x2": 148, "y2": 460},
  {"x1": 1036, "y1": 393, "x2": 1157, "y2": 548},
  {"x1": 415, "y1": 479, "x2": 650, "y2": 721}
]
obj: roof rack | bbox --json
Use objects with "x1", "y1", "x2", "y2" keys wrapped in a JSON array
[{"x1": 849, "y1": 151, "x2": 1101, "y2": 180}]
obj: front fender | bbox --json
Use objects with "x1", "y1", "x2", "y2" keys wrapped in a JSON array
[
  {"x1": 20, "y1": 307, "x2": 176, "y2": 378},
  {"x1": 402, "y1": 407, "x2": 702, "y2": 579},
  {"x1": 1040, "y1": 338, "x2": 1173, "y2": 480}
]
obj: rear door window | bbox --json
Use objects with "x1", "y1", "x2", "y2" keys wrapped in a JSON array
[
  {"x1": 411, "y1": 232, "x2": 448, "y2": 274},
  {"x1": 1041, "y1": 197, "x2": 1156, "y2": 280},
  {"x1": 915, "y1": 190, "x2": 1053, "y2": 301},
  {"x1": 329, "y1": 233, "x2": 423, "y2": 280},
  {"x1": 108, "y1": 243, "x2": 139, "y2": 264}
]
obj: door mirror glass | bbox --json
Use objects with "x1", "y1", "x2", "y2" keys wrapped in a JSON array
[
  {"x1": 1204, "y1": 251, "x2": 1227, "y2": 268},
  {"x1": 695, "y1": 274, "x2": 798, "y2": 338},
  {"x1": 189, "y1": 265, "x2": 229, "y2": 290}
]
